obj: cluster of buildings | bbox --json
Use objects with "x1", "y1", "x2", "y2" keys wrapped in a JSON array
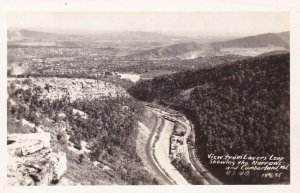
[{"x1": 166, "y1": 118, "x2": 188, "y2": 161}]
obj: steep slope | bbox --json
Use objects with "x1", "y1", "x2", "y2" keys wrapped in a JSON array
[
  {"x1": 129, "y1": 53, "x2": 290, "y2": 184},
  {"x1": 7, "y1": 77, "x2": 159, "y2": 185}
]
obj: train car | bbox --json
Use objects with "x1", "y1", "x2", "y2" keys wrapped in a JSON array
[{"x1": 162, "y1": 115, "x2": 177, "y2": 122}]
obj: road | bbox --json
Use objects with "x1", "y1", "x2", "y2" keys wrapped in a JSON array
[
  {"x1": 143, "y1": 113, "x2": 175, "y2": 184},
  {"x1": 145, "y1": 105, "x2": 222, "y2": 185},
  {"x1": 153, "y1": 119, "x2": 189, "y2": 184}
]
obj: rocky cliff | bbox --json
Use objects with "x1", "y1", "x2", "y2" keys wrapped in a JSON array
[
  {"x1": 8, "y1": 77, "x2": 128, "y2": 102},
  {"x1": 7, "y1": 132, "x2": 67, "y2": 185}
]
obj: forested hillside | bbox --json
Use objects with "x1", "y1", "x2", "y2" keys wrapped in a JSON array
[
  {"x1": 7, "y1": 81, "x2": 157, "y2": 185},
  {"x1": 129, "y1": 53, "x2": 290, "y2": 184}
]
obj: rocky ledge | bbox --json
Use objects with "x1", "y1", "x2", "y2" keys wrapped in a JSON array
[
  {"x1": 7, "y1": 132, "x2": 67, "y2": 185},
  {"x1": 8, "y1": 77, "x2": 128, "y2": 102}
]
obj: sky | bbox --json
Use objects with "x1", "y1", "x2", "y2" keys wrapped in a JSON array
[{"x1": 7, "y1": 12, "x2": 289, "y2": 36}]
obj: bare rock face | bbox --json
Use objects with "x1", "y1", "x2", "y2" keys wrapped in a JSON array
[
  {"x1": 8, "y1": 133, "x2": 51, "y2": 156},
  {"x1": 7, "y1": 133, "x2": 67, "y2": 186},
  {"x1": 72, "y1": 108, "x2": 88, "y2": 119},
  {"x1": 8, "y1": 77, "x2": 128, "y2": 102}
]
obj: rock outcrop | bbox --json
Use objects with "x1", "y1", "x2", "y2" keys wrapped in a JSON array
[
  {"x1": 8, "y1": 77, "x2": 128, "y2": 102},
  {"x1": 7, "y1": 132, "x2": 67, "y2": 186},
  {"x1": 72, "y1": 108, "x2": 88, "y2": 119}
]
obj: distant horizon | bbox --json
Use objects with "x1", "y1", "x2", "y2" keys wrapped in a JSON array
[
  {"x1": 7, "y1": 27, "x2": 289, "y2": 39},
  {"x1": 8, "y1": 12, "x2": 289, "y2": 37}
]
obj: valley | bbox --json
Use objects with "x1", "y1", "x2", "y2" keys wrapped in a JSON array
[{"x1": 7, "y1": 28, "x2": 290, "y2": 185}]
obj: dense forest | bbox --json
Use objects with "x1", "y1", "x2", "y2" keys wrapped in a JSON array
[
  {"x1": 129, "y1": 53, "x2": 290, "y2": 184},
  {"x1": 7, "y1": 83, "x2": 157, "y2": 185}
]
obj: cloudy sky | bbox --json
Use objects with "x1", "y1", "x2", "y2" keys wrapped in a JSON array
[{"x1": 8, "y1": 12, "x2": 289, "y2": 36}]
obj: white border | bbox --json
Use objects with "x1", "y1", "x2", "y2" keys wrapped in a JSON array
[{"x1": 1, "y1": 0, "x2": 300, "y2": 193}]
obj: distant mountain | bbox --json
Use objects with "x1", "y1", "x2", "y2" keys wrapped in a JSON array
[
  {"x1": 88, "y1": 31, "x2": 181, "y2": 42},
  {"x1": 8, "y1": 29, "x2": 82, "y2": 42},
  {"x1": 129, "y1": 32, "x2": 290, "y2": 59},
  {"x1": 257, "y1": 49, "x2": 290, "y2": 57},
  {"x1": 277, "y1": 31, "x2": 290, "y2": 43},
  {"x1": 212, "y1": 31, "x2": 290, "y2": 49},
  {"x1": 128, "y1": 42, "x2": 207, "y2": 59},
  {"x1": 7, "y1": 29, "x2": 181, "y2": 43},
  {"x1": 8, "y1": 30, "x2": 290, "y2": 58}
]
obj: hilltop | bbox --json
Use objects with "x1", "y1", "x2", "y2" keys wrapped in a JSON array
[{"x1": 212, "y1": 31, "x2": 289, "y2": 49}]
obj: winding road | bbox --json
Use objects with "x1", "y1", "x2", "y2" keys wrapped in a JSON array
[
  {"x1": 144, "y1": 115, "x2": 175, "y2": 184},
  {"x1": 145, "y1": 105, "x2": 222, "y2": 185}
]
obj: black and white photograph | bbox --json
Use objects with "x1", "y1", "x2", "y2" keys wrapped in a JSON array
[{"x1": 6, "y1": 11, "x2": 291, "y2": 186}]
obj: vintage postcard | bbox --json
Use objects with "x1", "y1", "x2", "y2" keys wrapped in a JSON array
[{"x1": 1, "y1": 0, "x2": 300, "y2": 193}]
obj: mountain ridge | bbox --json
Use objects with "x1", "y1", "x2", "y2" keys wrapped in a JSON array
[
  {"x1": 128, "y1": 31, "x2": 290, "y2": 59},
  {"x1": 212, "y1": 31, "x2": 289, "y2": 49},
  {"x1": 7, "y1": 29, "x2": 183, "y2": 42}
]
